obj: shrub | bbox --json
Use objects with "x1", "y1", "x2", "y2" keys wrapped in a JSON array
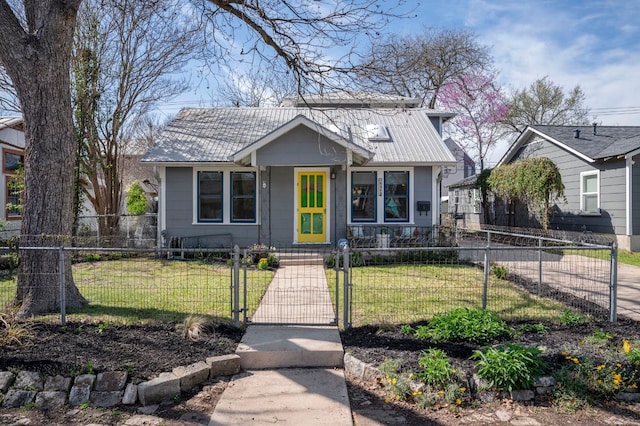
[
  {"x1": 417, "y1": 349, "x2": 454, "y2": 388},
  {"x1": 414, "y1": 308, "x2": 512, "y2": 344},
  {"x1": 258, "y1": 258, "x2": 269, "y2": 270},
  {"x1": 559, "y1": 309, "x2": 587, "y2": 326},
  {"x1": 518, "y1": 323, "x2": 547, "y2": 334},
  {"x1": 471, "y1": 343, "x2": 545, "y2": 392},
  {"x1": 583, "y1": 329, "x2": 612, "y2": 347},
  {"x1": 126, "y1": 181, "x2": 148, "y2": 215},
  {"x1": 491, "y1": 263, "x2": 508, "y2": 279}
]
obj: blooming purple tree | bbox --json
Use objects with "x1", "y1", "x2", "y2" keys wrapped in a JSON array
[{"x1": 439, "y1": 72, "x2": 508, "y2": 172}]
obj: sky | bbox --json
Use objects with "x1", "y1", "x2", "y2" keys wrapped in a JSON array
[{"x1": 411, "y1": 0, "x2": 640, "y2": 126}]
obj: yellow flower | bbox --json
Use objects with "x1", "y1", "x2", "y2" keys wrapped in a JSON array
[
  {"x1": 456, "y1": 398, "x2": 462, "y2": 405},
  {"x1": 460, "y1": 387, "x2": 466, "y2": 393},
  {"x1": 395, "y1": 395, "x2": 400, "y2": 400},
  {"x1": 384, "y1": 397, "x2": 390, "y2": 404},
  {"x1": 391, "y1": 377, "x2": 397, "y2": 384},
  {"x1": 617, "y1": 363, "x2": 622, "y2": 368},
  {"x1": 413, "y1": 390, "x2": 423, "y2": 396},
  {"x1": 623, "y1": 340, "x2": 632, "y2": 354},
  {"x1": 613, "y1": 373, "x2": 622, "y2": 386},
  {"x1": 597, "y1": 364, "x2": 605, "y2": 371},
  {"x1": 572, "y1": 357, "x2": 580, "y2": 364},
  {"x1": 561, "y1": 351, "x2": 568, "y2": 356}
]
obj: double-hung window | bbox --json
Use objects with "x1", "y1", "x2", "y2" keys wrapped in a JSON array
[
  {"x1": 197, "y1": 170, "x2": 257, "y2": 223},
  {"x1": 231, "y1": 171, "x2": 256, "y2": 222},
  {"x1": 580, "y1": 170, "x2": 599, "y2": 214},
  {"x1": 384, "y1": 171, "x2": 408, "y2": 222},
  {"x1": 351, "y1": 171, "x2": 376, "y2": 222},
  {"x1": 198, "y1": 171, "x2": 223, "y2": 222}
]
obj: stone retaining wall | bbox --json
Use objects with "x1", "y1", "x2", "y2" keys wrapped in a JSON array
[{"x1": 0, "y1": 354, "x2": 240, "y2": 410}]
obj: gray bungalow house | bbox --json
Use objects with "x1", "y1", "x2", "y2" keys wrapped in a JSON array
[
  {"x1": 499, "y1": 124, "x2": 640, "y2": 252},
  {"x1": 141, "y1": 94, "x2": 456, "y2": 248}
]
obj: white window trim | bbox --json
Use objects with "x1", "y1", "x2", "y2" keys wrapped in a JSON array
[
  {"x1": 192, "y1": 167, "x2": 259, "y2": 225},
  {"x1": 579, "y1": 170, "x2": 600, "y2": 214},
  {"x1": 347, "y1": 166, "x2": 414, "y2": 224}
]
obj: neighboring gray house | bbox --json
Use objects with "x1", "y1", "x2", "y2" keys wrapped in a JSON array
[
  {"x1": 141, "y1": 94, "x2": 456, "y2": 248},
  {"x1": 441, "y1": 138, "x2": 476, "y2": 218},
  {"x1": 499, "y1": 124, "x2": 640, "y2": 252}
]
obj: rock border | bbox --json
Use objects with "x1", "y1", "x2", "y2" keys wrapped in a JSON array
[
  {"x1": 0, "y1": 354, "x2": 240, "y2": 410},
  {"x1": 343, "y1": 353, "x2": 640, "y2": 403}
]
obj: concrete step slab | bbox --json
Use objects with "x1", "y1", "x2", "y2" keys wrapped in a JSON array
[
  {"x1": 236, "y1": 326, "x2": 344, "y2": 369},
  {"x1": 209, "y1": 368, "x2": 351, "y2": 426}
]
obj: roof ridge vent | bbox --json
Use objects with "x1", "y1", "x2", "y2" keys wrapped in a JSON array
[{"x1": 574, "y1": 129, "x2": 581, "y2": 139}]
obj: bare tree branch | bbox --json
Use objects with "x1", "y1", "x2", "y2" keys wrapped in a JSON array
[{"x1": 354, "y1": 28, "x2": 492, "y2": 107}]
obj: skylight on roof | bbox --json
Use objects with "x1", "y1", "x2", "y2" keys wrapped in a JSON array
[{"x1": 366, "y1": 124, "x2": 391, "y2": 141}]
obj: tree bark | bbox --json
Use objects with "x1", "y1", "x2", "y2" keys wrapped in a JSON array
[{"x1": 0, "y1": 1, "x2": 87, "y2": 317}]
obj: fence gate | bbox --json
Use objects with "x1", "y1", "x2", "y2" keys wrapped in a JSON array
[{"x1": 231, "y1": 247, "x2": 340, "y2": 326}]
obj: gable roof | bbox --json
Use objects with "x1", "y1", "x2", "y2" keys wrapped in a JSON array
[
  {"x1": 142, "y1": 107, "x2": 457, "y2": 166},
  {"x1": 231, "y1": 114, "x2": 374, "y2": 165},
  {"x1": 500, "y1": 125, "x2": 640, "y2": 164}
]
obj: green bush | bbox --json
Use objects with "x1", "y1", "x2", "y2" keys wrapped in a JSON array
[
  {"x1": 491, "y1": 263, "x2": 508, "y2": 279},
  {"x1": 414, "y1": 308, "x2": 512, "y2": 344},
  {"x1": 471, "y1": 343, "x2": 545, "y2": 392},
  {"x1": 559, "y1": 309, "x2": 587, "y2": 326},
  {"x1": 126, "y1": 181, "x2": 148, "y2": 215},
  {"x1": 417, "y1": 348, "x2": 454, "y2": 388}
]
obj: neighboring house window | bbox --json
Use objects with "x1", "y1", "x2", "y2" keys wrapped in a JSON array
[
  {"x1": 5, "y1": 176, "x2": 21, "y2": 220},
  {"x1": 384, "y1": 171, "x2": 408, "y2": 222},
  {"x1": 351, "y1": 171, "x2": 376, "y2": 222},
  {"x1": 198, "y1": 171, "x2": 223, "y2": 222},
  {"x1": 580, "y1": 170, "x2": 600, "y2": 214},
  {"x1": 230, "y1": 171, "x2": 256, "y2": 222},
  {"x1": 465, "y1": 164, "x2": 474, "y2": 178},
  {"x1": 3, "y1": 149, "x2": 23, "y2": 174},
  {"x1": 3, "y1": 148, "x2": 23, "y2": 220}
]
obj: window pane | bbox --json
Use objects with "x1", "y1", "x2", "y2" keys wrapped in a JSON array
[
  {"x1": 316, "y1": 175, "x2": 323, "y2": 207},
  {"x1": 232, "y1": 199, "x2": 255, "y2": 220},
  {"x1": 384, "y1": 171, "x2": 408, "y2": 221},
  {"x1": 584, "y1": 194, "x2": 598, "y2": 213},
  {"x1": 300, "y1": 213, "x2": 310, "y2": 234},
  {"x1": 199, "y1": 171, "x2": 222, "y2": 221},
  {"x1": 301, "y1": 175, "x2": 308, "y2": 208},
  {"x1": 4, "y1": 152, "x2": 22, "y2": 173},
  {"x1": 584, "y1": 174, "x2": 597, "y2": 193},
  {"x1": 231, "y1": 172, "x2": 256, "y2": 222},
  {"x1": 232, "y1": 172, "x2": 256, "y2": 196},
  {"x1": 313, "y1": 212, "x2": 323, "y2": 234},
  {"x1": 351, "y1": 171, "x2": 376, "y2": 221}
]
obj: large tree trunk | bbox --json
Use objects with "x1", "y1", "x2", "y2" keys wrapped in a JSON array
[{"x1": 0, "y1": 1, "x2": 87, "y2": 317}]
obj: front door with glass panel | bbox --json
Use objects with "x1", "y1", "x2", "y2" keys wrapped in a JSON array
[{"x1": 297, "y1": 171, "x2": 327, "y2": 243}]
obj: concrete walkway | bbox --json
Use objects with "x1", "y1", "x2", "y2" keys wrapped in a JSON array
[{"x1": 209, "y1": 258, "x2": 352, "y2": 425}]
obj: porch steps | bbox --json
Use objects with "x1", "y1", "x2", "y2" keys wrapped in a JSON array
[
  {"x1": 235, "y1": 325, "x2": 344, "y2": 369},
  {"x1": 277, "y1": 251, "x2": 325, "y2": 266}
]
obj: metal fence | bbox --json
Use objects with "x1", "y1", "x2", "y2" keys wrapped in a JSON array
[
  {"x1": 344, "y1": 227, "x2": 617, "y2": 327},
  {"x1": 75, "y1": 214, "x2": 158, "y2": 248},
  {"x1": 0, "y1": 227, "x2": 620, "y2": 327}
]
